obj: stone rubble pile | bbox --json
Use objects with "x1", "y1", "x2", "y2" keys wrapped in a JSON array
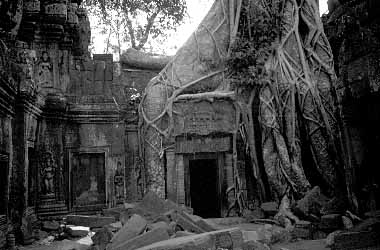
[{"x1": 17, "y1": 188, "x2": 380, "y2": 250}]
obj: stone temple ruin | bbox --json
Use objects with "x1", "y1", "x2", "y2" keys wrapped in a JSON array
[{"x1": 0, "y1": 0, "x2": 379, "y2": 249}]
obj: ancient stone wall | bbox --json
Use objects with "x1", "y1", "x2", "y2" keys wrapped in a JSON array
[{"x1": 324, "y1": 0, "x2": 380, "y2": 212}]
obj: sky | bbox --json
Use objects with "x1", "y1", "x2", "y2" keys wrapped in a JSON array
[{"x1": 90, "y1": 0, "x2": 329, "y2": 58}]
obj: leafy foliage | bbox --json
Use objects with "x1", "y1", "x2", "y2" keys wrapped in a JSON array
[
  {"x1": 84, "y1": 0, "x2": 187, "y2": 51},
  {"x1": 227, "y1": 0, "x2": 283, "y2": 87}
]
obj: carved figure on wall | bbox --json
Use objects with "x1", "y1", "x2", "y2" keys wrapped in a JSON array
[
  {"x1": 114, "y1": 161, "x2": 124, "y2": 200},
  {"x1": 134, "y1": 157, "x2": 144, "y2": 198},
  {"x1": 36, "y1": 51, "x2": 53, "y2": 88},
  {"x1": 41, "y1": 152, "x2": 56, "y2": 194}
]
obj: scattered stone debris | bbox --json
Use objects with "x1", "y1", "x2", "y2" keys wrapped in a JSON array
[
  {"x1": 66, "y1": 215, "x2": 115, "y2": 228},
  {"x1": 42, "y1": 221, "x2": 60, "y2": 231},
  {"x1": 14, "y1": 190, "x2": 380, "y2": 250}
]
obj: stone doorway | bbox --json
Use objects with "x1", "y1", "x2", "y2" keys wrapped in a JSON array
[
  {"x1": 188, "y1": 158, "x2": 221, "y2": 218},
  {"x1": 71, "y1": 153, "x2": 106, "y2": 210}
]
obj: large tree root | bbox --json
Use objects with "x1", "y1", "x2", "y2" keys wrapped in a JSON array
[{"x1": 138, "y1": 0, "x2": 348, "y2": 216}]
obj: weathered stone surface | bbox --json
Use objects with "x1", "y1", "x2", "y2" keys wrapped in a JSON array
[
  {"x1": 66, "y1": 215, "x2": 115, "y2": 228},
  {"x1": 364, "y1": 210, "x2": 380, "y2": 219},
  {"x1": 351, "y1": 217, "x2": 380, "y2": 232},
  {"x1": 242, "y1": 230, "x2": 259, "y2": 242},
  {"x1": 294, "y1": 186, "x2": 327, "y2": 218},
  {"x1": 242, "y1": 240, "x2": 270, "y2": 250},
  {"x1": 292, "y1": 220, "x2": 312, "y2": 239},
  {"x1": 21, "y1": 217, "x2": 35, "y2": 245},
  {"x1": 321, "y1": 198, "x2": 346, "y2": 215},
  {"x1": 111, "y1": 214, "x2": 147, "y2": 249},
  {"x1": 256, "y1": 224, "x2": 291, "y2": 245},
  {"x1": 342, "y1": 216, "x2": 353, "y2": 230},
  {"x1": 195, "y1": 218, "x2": 217, "y2": 232},
  {"x1": 175, "y1": 211, "x2": 206, "y2": 233},
  {"x1": 261, "y1": 202, "x2": 278, "y2": 217},
  {"x1": 42, "y1": 220, "x2": 60, "y2": 231},
  {"x1": 139, "y1": 191, "x2": 167, "y2": 214},
  {"x1": 66, "y1": 226, "x2": 89, "y2": 238},
  {"x1": 134, "y1": 228, "x2": 243, "y2": 250},
  {"x1": 113, "y1": 228, "x2": 170, "y2": 250},
  {"x1": 108, "y1": 222, "x2": 122, "y2": 232},
  {"x1": 174, "y1": 231, "x2": 195, "y2": 238},
  {"x1": 243, "y1": 208, "x2": 265, "y2": 221},
  {"x1": 325, "y1": 230, "x2": 343, "y2": 247},
  {"x1": 147, "y1": 221, "x2": 173, "y2": 236},
  {"x1": 102, "y1": 206, "x2": 127, "y2": 220},
  {"x1": 319, "y1": 214, "x2": 342, "y2": 232},
  {"x1": 204, "y1": 217, "x2": 247, "y2": 226},
  {"x1": 33, "y1": 229, "x2": 49, "y2": 240},
  {"x1": 329, "y1": 231, "x2": 380, "y2": 250},
  {"x1": 91, "y1": 227, "x2": 113, "y2": 250}
]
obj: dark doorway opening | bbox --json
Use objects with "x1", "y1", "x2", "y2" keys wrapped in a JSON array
[
  {"x1": 189, "y1": 159, "x2": 220, "y2": 218},
  {"x1": 71, "y1": 153, "x2": 106, "y2": 208}
]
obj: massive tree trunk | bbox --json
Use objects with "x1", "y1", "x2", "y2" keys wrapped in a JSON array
[
  {"x1": 139, "y1": 0, "x2": 348, "y2": 208},
  {"x1": 140, "y1": 0, "x2": 241, "y2": 197}
]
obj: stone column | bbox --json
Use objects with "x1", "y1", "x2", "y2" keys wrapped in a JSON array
[
  {"x1": 166, "y1": 149, "x2": 176, "y2": 201},
  {"x1": 176, "y1": 155, "x2": 185, "y2": 205}
]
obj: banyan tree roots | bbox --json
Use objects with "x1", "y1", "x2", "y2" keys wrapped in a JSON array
[{"x1": 139, "y1": 0, "x2": 347, "y2": 207}]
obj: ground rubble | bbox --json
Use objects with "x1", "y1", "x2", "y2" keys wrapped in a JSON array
[{"x1": 16, "y1": 188, "x2": 380, "y2": 250}]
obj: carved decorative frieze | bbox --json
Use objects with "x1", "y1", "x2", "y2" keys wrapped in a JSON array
[
  {"x1": 23, "y1": 0, "x2": 41, "y2": 15},
  {"x1": 44, "y1": 3, "x2": 68, "y2": 24},
  {"x1": 67, "y1": 3, "x2": 79, "y2": 25},
  {"x1": 175, "y1": 137, "x2": 231, "y2": 154},
  {"x1": 173, "y1": 100, "x2": 236, "y2": 136}
]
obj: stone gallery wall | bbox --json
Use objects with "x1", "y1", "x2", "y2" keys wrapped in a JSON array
[
  {"x1": 324, "y1": 0, "x2": 380, "y2": 212},
  {"x1": 0, "y1": 0, "x2": 159, "y2": 231}
]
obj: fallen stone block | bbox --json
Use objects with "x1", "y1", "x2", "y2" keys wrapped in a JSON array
[
  {"x1": 205, "y1": 217, "x2": 247, "y2": 226},
  {"x1": 195, "y1": 218, "x2": 218, "y2": 232},
  {"x1": 243, "y1": 240, "x2": 270, "y2": 250},
  {"x1": 319, "y1": 214, "x2": 342, "y2": 232},
  {"x1": 147, "y1": 221, "x2": 173, "y2": 235},
  {"x1": 66, "y1": 215, "x2": 115, "y2": 228},
  {"x1": 291, "y1": 220, "x2": 312, "y2": 239},
  {"x1": 293, "y1": 186, "x2": 327, "y2": 219},
  {"x1": 33, "y1": 229, "x2": 49, "y2": 240},
  {"x1": 21, "y1": 217, "x2": 35, "y2": 245},
  {"x1": 139, "y1": 191, "x2": 167, "y2": 215},
  {"x1": 243, "y1": 208, "x2": 265, "y2": 221},
  {"x1": 134, "y1": 228, "x2": 243, "y2": 250},
  {"x1": 351, "y1": 217, "x2": 380, "y2": 232},
  {"x1": 66, "y1": 226, "x2": 89, "y2": 238},
  {"x1": 42, "y1": 220, "x2": 60, "y2": 231},
  {"x1": 261, "y1": 202, "x2": 278, "y2": 217},
  {"x1": 364, "y1": 210, "x2": 380, "y2": 219},
  {"x1": 111, "y1": 214, "x2": 147, "y2": 248},
  {"x1": 108, "y1": 221, "x2": 122, "y2": 232},
  {"x1": 329, "y1": 231, "x2": 380, "y2": 250},
  {"x1": 325, "y1": 230, "x2": 343, "y2": 247},
  {"x1": 242, "y1": 230, "x2": 259, "y2": 242},
  {"x1": 92, "y1": 227, "x2": 113, "y2": 250},
  {"x1": 174, "y1": 231, "x2": 195, "y2": 238},
  {"x1": 113, "y1": 227, "x2": 170, "y2": 250},
  {"x1": 102, "y1": 206, "x2": 126, "y2": 220},
  {"x1": 256, "y1": 224, "x2": 291, "y2": 245},
  {"x1": 341, "y1": 216, "x2": 353, "y2": 230},
  {"x1": 175, "y1": 211, "x2": 206, "y2": 233}
]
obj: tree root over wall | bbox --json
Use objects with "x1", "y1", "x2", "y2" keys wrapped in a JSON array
[{"x1": 139, "y1": 0, "x2": 356, "y2": 215}]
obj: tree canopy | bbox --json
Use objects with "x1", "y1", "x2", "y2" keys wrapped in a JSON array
[{"x1": 84, "y1": 0, "x2": 187, "y2": 52}]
